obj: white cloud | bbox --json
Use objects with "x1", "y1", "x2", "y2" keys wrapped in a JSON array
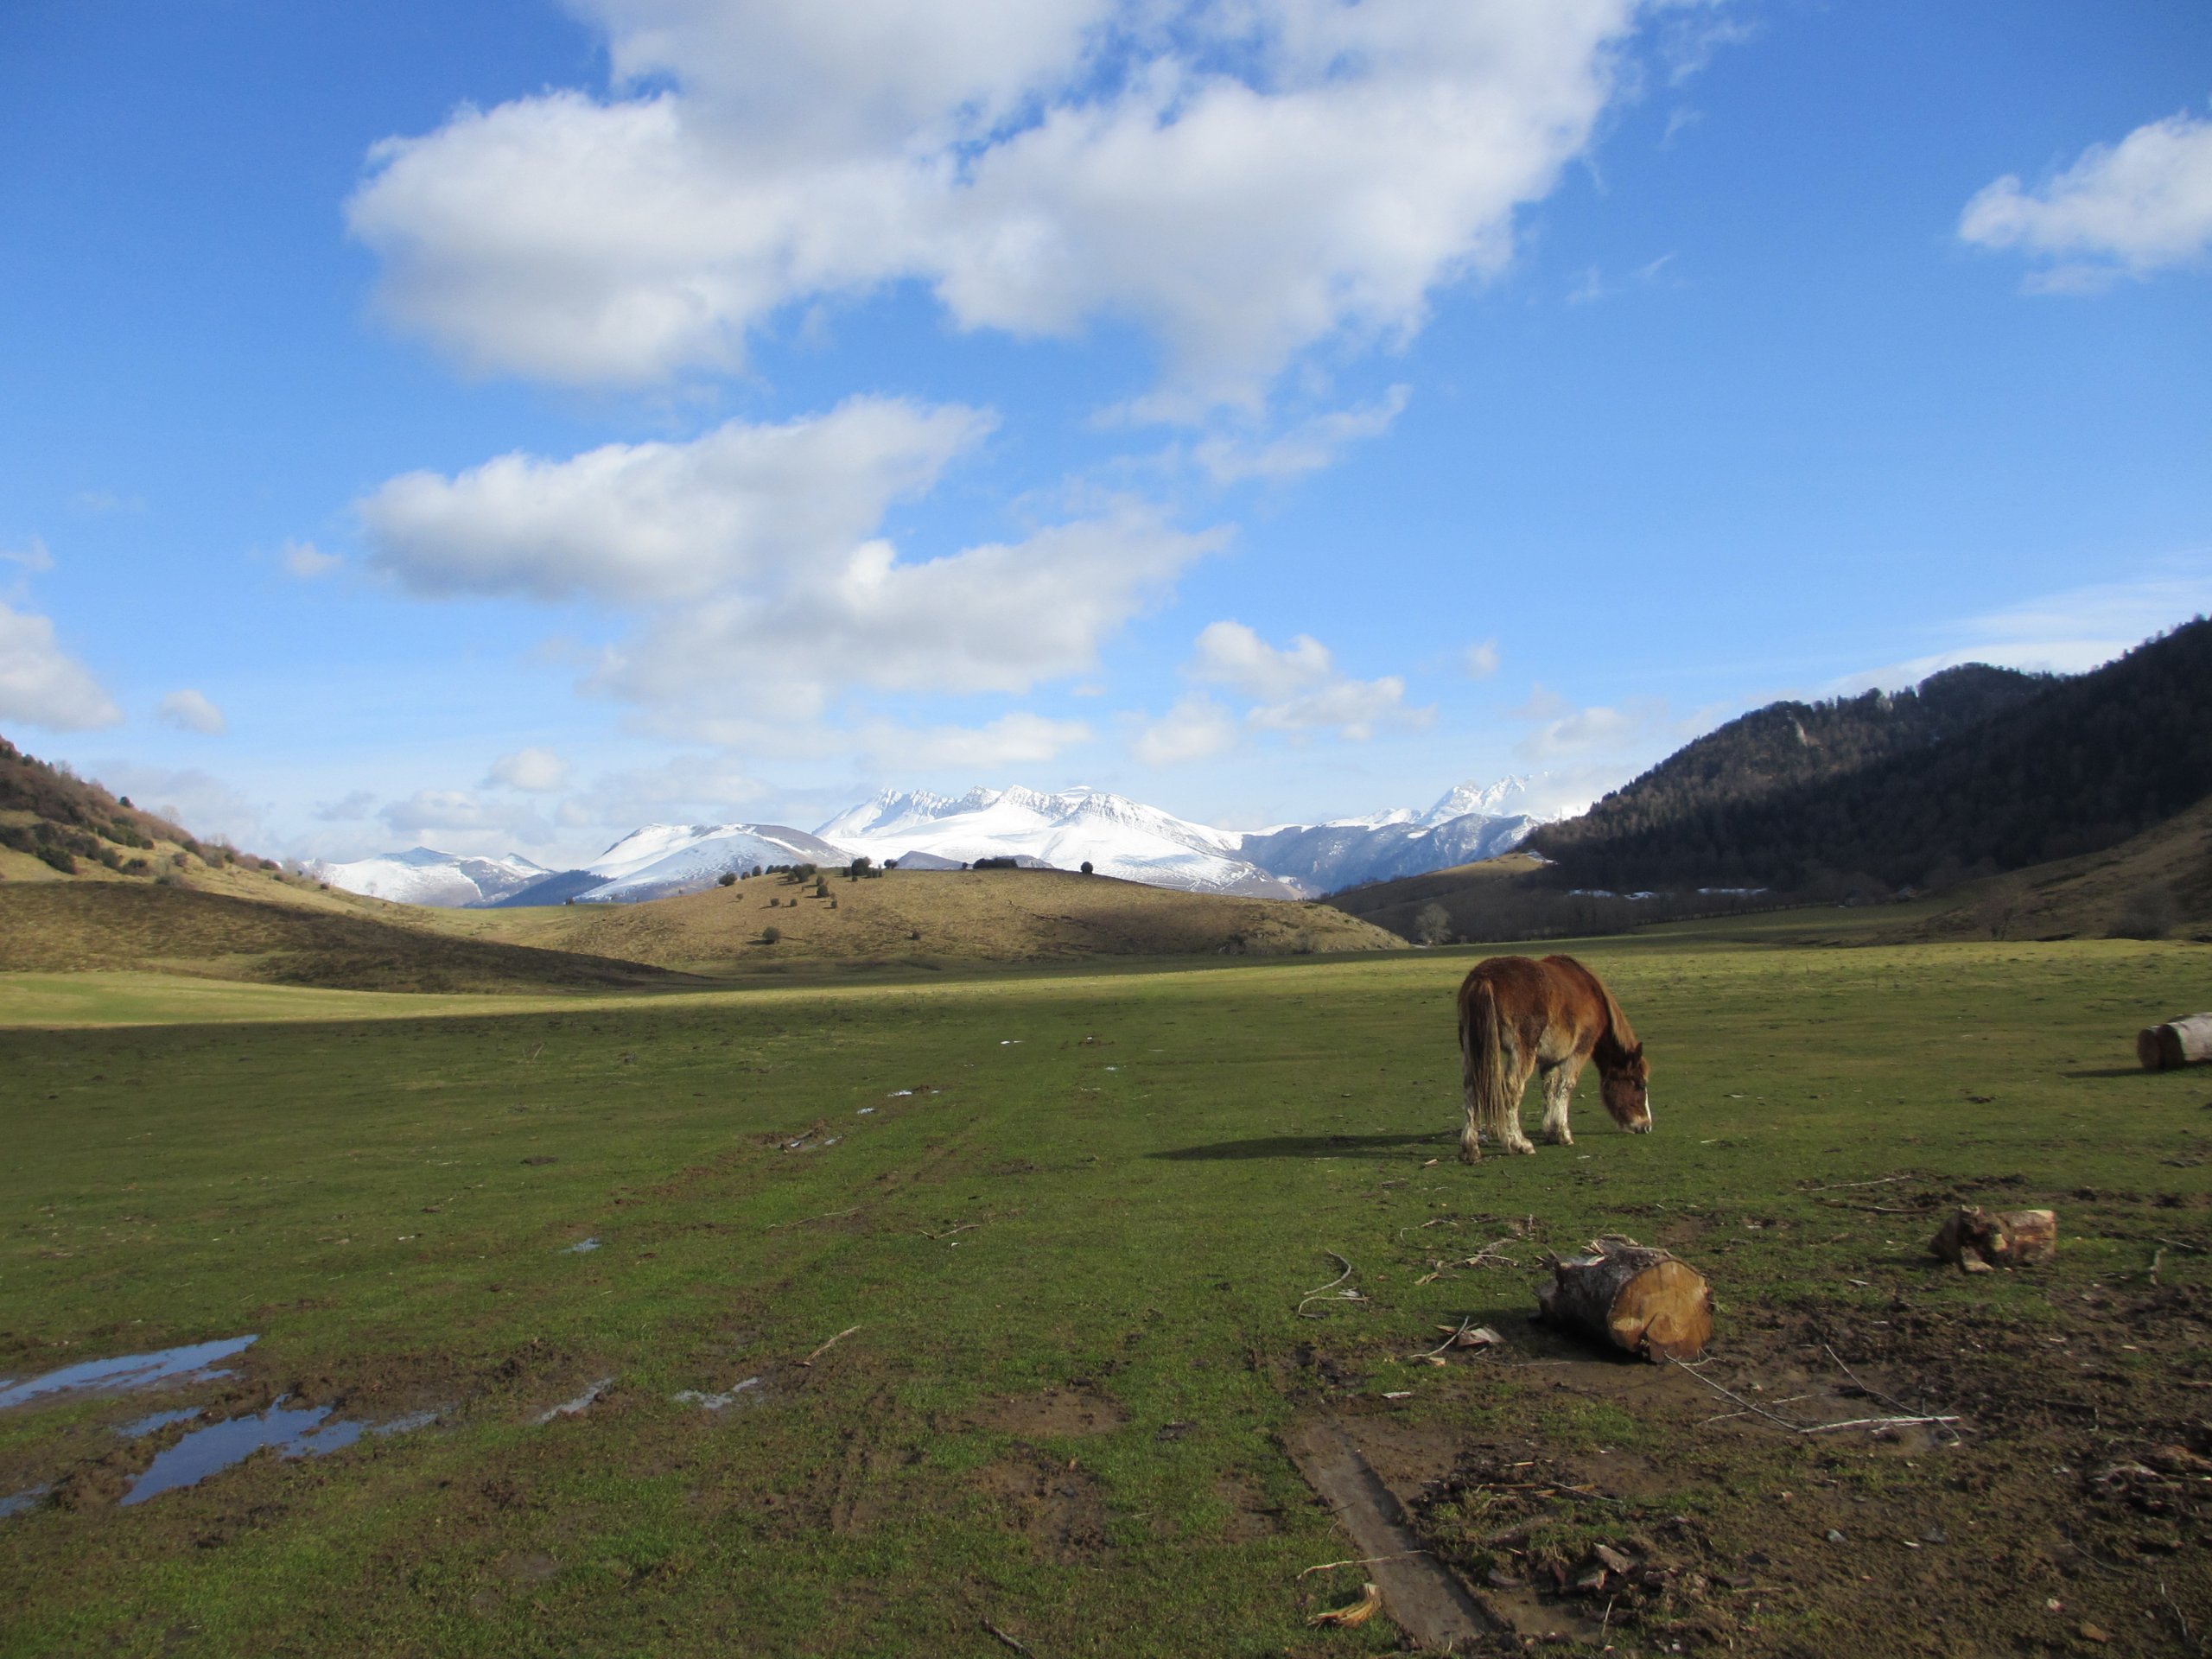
[
  {"x1": 1185, "y1": 619, "x2": 1424, "y2": 740},
  {"x1": 283, "y1": 539, "x2": 343, "y2": 579},
  {"x1": 860, "y1": 711, "x2": 1090, "y2": 772},
  {"x1": 596, "y1": 505, "x2": 1224, "y2": 716},
  {"x1": 1510, "y1": 682, "x2": 1675, "y2": 760},
  {"x1": 1834, "y1": 556, "x2": 2212, "y2": 693},
  {"x1": 156, "y1": 689, "x2": 227, "y2": 734},
  {"x1": 1191, "y1": 386, "x2": 1409, "y2": 484},
  {"x1": 349, "y1": 0, "x2": 1658, "y2": 404},
  {"x1": 1961, "y1": 105, "x2": 2212, "y2": 288},
  {"x1": 379, "y1": 788, "x2": 549, "y2": 840},
  {"x1": 0, "y1": 601, "x2": 122, "y2": 732},
  {"x1": 90, "y1": 764, "x2": 265, "y2": 846},
  {"x1": 362, "y1": 396, "x2": 993, "y2": 603},
  {"x1": 3, "y1": 535, "x2": 55, "y2": 572},
  {"x1": 485, "y1": 747, "x2": 571, "y2": 791},
  {"x1": 1462, "y1": 639, "x2": 1500, "y2": 678},
  {"x1": 1133, "y1": 693, "x2": 1240, "y2": 766},
  {"x1": 556, "y1": 753, "x2": 773, "y2": 832}
]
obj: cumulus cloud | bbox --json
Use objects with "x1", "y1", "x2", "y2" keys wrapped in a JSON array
[
  {"x1": 1462, "y1": 639, "x2": 1501, "y2": 678},
  {"x1": 1191, "y1": 386, "x2": 1410, "y2": 484},
  {"x1": 1132, "y1": 693, "x2": 1241, "y2": 766},
  {"x1": 1961, "y1": 105, "x2": 2212, "y2": 289},
  {"x1": 860, "y1": 711, "x2": 1091, "y2": 772},
  {"x1": 595, "y1": 505, "x2": 1224, "y2": 715},
  {"x1": 1185, "y1": 620, "x2": 1424, "y2": 740},
  {"x1": 283, "y1": 539, "x2": 343, "y2": 579},
  {"x1": 349, "y1": 0, "x2": 1656, "y2": 404},
  {"x1": 363, "y1": 397, "x2": 993, "y2": 603},
  {"x1": 156, "y1": 689, "x2": 227, "y2": 735},
  {"x1": 485, "y1": 747, "x2": 571, "y2": 791},
  {"x1": 0, "y1": 601, "x2": 122, "y2": 732}
]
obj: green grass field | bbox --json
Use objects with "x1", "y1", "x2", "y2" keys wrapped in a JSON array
[{"x1": 3, "y1": 936, "x2": 2208, "y2": 1656}]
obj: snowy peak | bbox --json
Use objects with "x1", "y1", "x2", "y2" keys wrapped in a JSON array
[
  {"x1": 312, "y1": 847, "x2": 551, "y2": 908},
  {"x1": 1420, "y1": 775, "x2": 1540, "y2": 827}
]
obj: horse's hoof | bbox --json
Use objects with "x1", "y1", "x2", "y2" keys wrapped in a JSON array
[
  {"x1": 1458, "y1": 1148, "x2": 1481, "y2": 1165},
  {"x1": 1508, "y1": 1140, "x2": 1538, "y2": 1156},
  {"x1": 1545, "y1": 1130, "x2": 1573, "y2": 1147}
]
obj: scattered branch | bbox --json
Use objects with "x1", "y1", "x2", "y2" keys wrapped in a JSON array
[
  {"x1": 1298, "y1": 1550, "x2": 1429, "y2": 1580},
  {"x1": 1297, "y1": 1252, "x2": 1365, "y2": 1319},
  {"x1": 1408, "y1": 1317, "x2": 1475, "y2": 1363},
  {"x1": 1670, "y1": 1358, "x2": 1960, "y2": 1437},
  {"x1": 981, "y1": 1618, "x2": 1032, "y2": 1655},
  {"x1": 800, "y1": 1325, "x2": 861, "y2": 1367},
  {"x1": 1798, "y1": 1173, "x2": 1914, "y2": 1192}
]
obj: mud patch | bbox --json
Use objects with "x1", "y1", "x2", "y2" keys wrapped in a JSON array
[
  {"x1": 1211, "y1": 1470, "x2": 1286, "y2": 1542},
  {"x1": 965, "y1": 1385, "x2": 1128, "y2": 1439},
  {"x1": 975, "y1": 1446, "x2": 1110, "y2": 1563}
]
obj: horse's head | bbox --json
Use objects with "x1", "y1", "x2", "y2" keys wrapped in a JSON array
[{"x1": 1601, "y1": 1045, "x2": 1652, "y2": 1133}]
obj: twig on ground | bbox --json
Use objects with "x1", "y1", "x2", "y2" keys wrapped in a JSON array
[
  {"x1": 2150, "y1": 1246, "x2": 2168, "y2": 1286},
  {"x1": 1817, "y1": 1199, "x2": 1939, "y2": 1214},
  {"x1": 2158, "y1": 1578, "x2": 2194, "y2": 1648},
  {"x1": 1669, "y1": 1359, "x2": 1961, "y2": 1437},
  {"x1": 923, "y1": 1223, "x2": 979, "y2": 1240},
  {"x1": 1408, "y1": 1317, "x2": 1475, "y2": 1362},
  {"x1": 1297, "y1": 1251, "x2": 1364, "y2": 1318},
  {"x1": 1823, "y1": 1343, "x2": 1961, "y2": 1445},
  {"x1": 1297, "y1": 1549, "x2": 1429, "y2": 1580},
  {"x1": 1800, "y1": 1173, "x2": 1913, "y2": 1192},
  {"x1": 800, "y1": 1325, "x2": 861, "y2": 1366},
  {"x1": 981, "y1": 1618, "x2": 1032, "y2": 1654}
]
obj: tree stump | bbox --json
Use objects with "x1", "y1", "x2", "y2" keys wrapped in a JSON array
[
  {"x1": 1536, "y1": 1236, "x2": 1713, "y2": 1361},
  {"x1": 2138, "y1": 1014, "x2": 2212, "y2": 1071},
  {"x1": 1929, "y1": 1205, "x2": 2057, "y2": 1272}
]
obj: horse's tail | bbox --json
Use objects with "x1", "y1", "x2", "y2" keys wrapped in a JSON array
[{"x1": 1459, "y1": 976, "x2": 1517, "y2": 1162}]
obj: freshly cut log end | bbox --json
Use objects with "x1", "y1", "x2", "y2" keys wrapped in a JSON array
[
  {"x1": 1929, "y1": 1205, "x2": 2056, "y2": 1271},
  {"x1": 1537, "y1": 1236, "x2": 1713, "y2": 1362},
  {"x1": 2139, "y1": 1014, "x2": 2212, "y2": 1071}
]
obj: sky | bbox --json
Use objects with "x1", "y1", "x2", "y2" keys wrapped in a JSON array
[{"x1": 3, "y1": 0, "x2": 2208, "y2": 866}]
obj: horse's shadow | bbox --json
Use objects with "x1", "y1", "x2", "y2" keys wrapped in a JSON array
[{"x1": 1150, "y1": 1132, "x2": 1450, "y2": 1161}]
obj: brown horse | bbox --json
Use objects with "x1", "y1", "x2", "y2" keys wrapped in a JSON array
[{"x1": 1456, "y1": 955, "x2": 1650, "y2": 1161}]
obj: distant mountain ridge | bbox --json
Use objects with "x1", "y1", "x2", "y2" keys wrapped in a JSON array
[
  {"x1": 1529, "y1": 627, "x2": 2212, "y2": 892},
  {"x1": 315, "y1": 776, "x2": 1568, "y2": 907}
]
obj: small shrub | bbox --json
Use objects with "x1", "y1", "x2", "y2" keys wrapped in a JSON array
[
  {"x1": 761, "y1": 925, "x2": 781, "y2": 944},
  {"x1": 847, "y1": 856, "x2": 872, "y2": 879},
  {"x1": 2108, "y1": 882, "x2": 2179, "y2": 940},
  {"x1": 717, "y1": 872, "x2": 737, "y2": 887},
  {"x1": 813, "y1": 877, "x2": 828, "y2": 898},
  {"x1": 1080, "y1": 860, "x2": 1093, "y2": 874},
  {"x1": 37, "y1": 846, "x2": 74, "y2": 874}
]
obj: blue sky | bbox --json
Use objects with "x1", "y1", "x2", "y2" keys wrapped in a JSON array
[{"x1": 3, "y1": 0, "x2": 2208, "y2": 864}]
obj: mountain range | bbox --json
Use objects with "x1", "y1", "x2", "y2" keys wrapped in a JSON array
[{"x1": 311, "y1": 776, "x2": 1571, "y2": 909}]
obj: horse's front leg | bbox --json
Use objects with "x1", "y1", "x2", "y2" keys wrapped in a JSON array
[{"x1": 1541, "y1": 1060, "x2": 1583, "y2": 1145}]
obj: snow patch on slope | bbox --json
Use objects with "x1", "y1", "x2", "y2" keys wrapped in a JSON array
[{"x1": 311, "y1": 847, "x2": 552, "y2": 908}]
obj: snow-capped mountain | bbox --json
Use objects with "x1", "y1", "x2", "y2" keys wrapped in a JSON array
[
  {"x1": 569, "y1": 822, "x2": 849, "y2": 903},
  {"x1": 311, "y1": 847, "x2": 551, "y2": 908},
  {"x1": 1238, "y1": 776, "x2": 1569, "y2": 893},
  {"x1": 315, "y1": 776, "x2": 1574, "y2": 908},
  {"x1": 817, "y1": 785, "x2": 1299, "y2": 897}
]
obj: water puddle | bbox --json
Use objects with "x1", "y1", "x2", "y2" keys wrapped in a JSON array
[
  {"x1": 0, "y1": 1336, "x2": 257, "y2": 1412},
  {"x1": 563, "y1": 1237, "x2": 601, "y2": 1254},
  {"x1": 672, "y1": 1377, "x2": 761, "y2": 1410},
  {"x1": 536, "y1": 1377, "x2": 613, "y2": 1424},
  {"x1": 1, "y1": 1485, "x2": 51, "y2": 1518},
  {"x1": 121, "y1": 1400, "x2": 441, "y2": 1506}
]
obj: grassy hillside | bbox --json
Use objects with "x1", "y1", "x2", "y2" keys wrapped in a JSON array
[
  {"x1": 0, "y1": 884, "x2": 698, "y2": 993},
  {"x1": 423, "y1": 864, "x2": 1404, "y2": 971},
  {"x1": 1532, "y1": 620, "x2": 2212, "y2": 893},
  {"x1": 0, "y1": 939, "x2": 2204, "y2": 1656}
]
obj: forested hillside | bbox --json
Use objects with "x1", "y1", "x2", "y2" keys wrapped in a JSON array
[{"x1": 1531, "y1": 620, "x2": 2212, "y2": 893}]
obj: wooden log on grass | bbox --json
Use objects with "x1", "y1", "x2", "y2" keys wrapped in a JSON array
[
  {"x1": 2138, "y1": 1014, "x2": 2212, "y2": 1071},
  {"x1": 1536, "y1": 1236, "x2": 1713, "y2": 1361},
  {"x1": 1929, "y1": 1205, "x2": 2056, "y2": 1272}
]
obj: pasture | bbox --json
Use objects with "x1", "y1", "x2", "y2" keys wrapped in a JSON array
[{"x1": 1, "y1": 934, "x2": 2207, "y2": 1656}]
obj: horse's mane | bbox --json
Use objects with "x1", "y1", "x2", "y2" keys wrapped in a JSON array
[{"x1": 1591, "y1": 976, "x2": 1640, "y2": 1065}]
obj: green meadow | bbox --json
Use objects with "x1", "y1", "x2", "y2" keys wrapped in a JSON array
[{"x1": 3, "y1": 934, "x2": 2208, "y2": 1656}]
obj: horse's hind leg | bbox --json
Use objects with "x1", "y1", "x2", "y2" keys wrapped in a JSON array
[
  {"x1": 1497, "y1": 1058, "x2": 1539, "y2": 1155},
  {"x1": 1541, "y1": 1058, "x2": 1584, "y2": 1146}
]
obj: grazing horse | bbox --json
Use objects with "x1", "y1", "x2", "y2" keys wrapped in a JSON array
[{"x1": 1456, "y1": 955, "x2": 1650, "y2": 1161}]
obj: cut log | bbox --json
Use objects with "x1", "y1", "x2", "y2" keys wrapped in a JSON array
[
  {"x1": 1929, "y1": 1205, "x2": 2057, "y2": 1272},
  {"x1": 2138, "y1": 1014, "x2": 2212, "y2": 1071},
  {"x1": 1536, "y1": 1236, "x2": 1713, "y2": 1362}
]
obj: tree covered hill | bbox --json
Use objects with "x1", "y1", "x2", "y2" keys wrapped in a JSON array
[{"x1": 1529, "y1": 619, "x2": 2212, "y2": 893}]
